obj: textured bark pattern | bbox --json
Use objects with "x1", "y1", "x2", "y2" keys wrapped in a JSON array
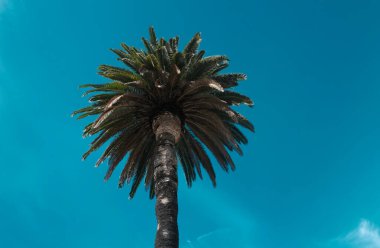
[
  {"x1": 154, "y1": 132, "x2": 179, "y2": 248},
  {"x1": 153, "y1": 112, "x2": 180, "y2": 248},
  {"x1": 152, "y1": 112, "x2": 181, "y2": 143}
]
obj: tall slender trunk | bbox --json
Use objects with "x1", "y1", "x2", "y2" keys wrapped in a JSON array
[{"x1": 152, "y1": 112, "x2": 181, "y2": 248}]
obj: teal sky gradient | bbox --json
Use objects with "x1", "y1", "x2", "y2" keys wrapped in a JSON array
[{"x1": 1, "y1": 0, "x2": 380, "y2": 247}]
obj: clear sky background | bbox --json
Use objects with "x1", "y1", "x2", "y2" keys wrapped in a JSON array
[{"x1": 1, "y1": 0, "x2": 380, "y2": 247}]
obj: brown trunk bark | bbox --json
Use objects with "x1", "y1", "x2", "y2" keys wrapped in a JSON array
[{"x1": 152, "y1": 112, "x2": 181, "y2": 248}]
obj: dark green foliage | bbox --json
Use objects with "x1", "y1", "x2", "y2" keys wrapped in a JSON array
[{"x1": 73, "y1": 27, "x2": 254, "y2": 199}]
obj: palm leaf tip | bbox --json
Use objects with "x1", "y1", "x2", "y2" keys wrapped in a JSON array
[
  {"x1": 149, "y1": 26, "x2": 157, "y2": 46},
  {"x1": 73, "y1": 27, "x2": 254, "y2": 198},
  {"x1": 184, "y1": 32, "x2": 202, "y2": 56}
]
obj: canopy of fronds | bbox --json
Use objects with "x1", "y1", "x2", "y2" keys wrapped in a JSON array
[{"x1": 73, "y1": 27, "x2": 254, "y2": 199}]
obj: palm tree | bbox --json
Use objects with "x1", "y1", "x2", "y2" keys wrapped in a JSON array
[{"x1": 73, "y1": 27, "x2": 254, "y2": 248}]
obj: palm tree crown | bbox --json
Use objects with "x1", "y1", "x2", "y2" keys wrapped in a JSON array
[{"x1": 73, "y1": 27, "x2": 254, "y2": 199}]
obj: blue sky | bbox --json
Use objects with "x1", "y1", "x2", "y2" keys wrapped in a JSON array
[{"x1": 1, "y1": 0, "x2": 380, "y2": 247}]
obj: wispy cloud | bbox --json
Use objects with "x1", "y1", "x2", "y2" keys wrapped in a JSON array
[
  {"x1": 342, "y1": 219, "x2": 380, "y2": 248},
  {"x1": 184, "y1": 228, "x2": 254, "y2": 248},
  {"x1": 323, "y1": 219, "x2": 380, "y2": 248},
  {"x1": 184, "y1": 228, "x2": 232, "y2": 248},
  {"x1": 180, "y1": 186, "x2": 255, "y2": 248}
]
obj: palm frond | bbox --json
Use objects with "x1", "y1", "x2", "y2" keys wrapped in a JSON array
[
  {"x1": 98, "y1": 65, "x2": 141, "y2": 82},
  {"x1": 212, "y1": 73, "x2": 247, "y2": 88},
  {"x1": 214, "y1": 90, "x2": 254, "y2": 107},
  {"x1": 149, "y1": 26, "x2": 158, "y2": 47},
  {"x1": 184, "y1": 32, "x2": 201, "y2": 61},
  {"x1": 185, "y1": 55, "x2": 229, "y2": 80}
]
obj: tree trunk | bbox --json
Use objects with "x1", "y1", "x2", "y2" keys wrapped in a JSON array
[{"x1": 152, "y1": 112, "x2": 181, "y2": 248}]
